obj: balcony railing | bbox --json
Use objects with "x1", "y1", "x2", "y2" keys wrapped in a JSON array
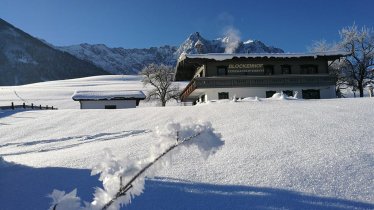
[{"x1": 180, "y1": 74, "x2": 336, "y2": 101}]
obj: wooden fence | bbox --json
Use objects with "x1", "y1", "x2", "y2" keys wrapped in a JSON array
[{"x1": 0, "y1": 102, "x2": 57, "y2": 110}]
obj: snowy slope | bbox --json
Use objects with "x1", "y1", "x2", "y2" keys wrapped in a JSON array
[
  {"x1": 0, "y1": 75, "x2": 186, "y2": 109},
  {"x1": 58, "y1": 32, "x2": 284, "y2": 75},
  {"x1": 0, "y1": 76, "x2": 373, "y2": 210}
]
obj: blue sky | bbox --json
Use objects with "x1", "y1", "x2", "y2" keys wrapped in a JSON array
[{"x1": 1, "y1": 0, "x2": 373, "y2": 52}]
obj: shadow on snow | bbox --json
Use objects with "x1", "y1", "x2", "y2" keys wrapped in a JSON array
[
  {"x1": 0, "y1": 109, "x2": 33, "y2": 120},
  {"x1": 1, "y1": 159, "x2": 373, "y2": 210},
  {"x1": 130, "y1": 178, "x2": 374, "y2": 210},
  {"x1": 0, "y1": 160, "x2": 100, "y2": 210}
]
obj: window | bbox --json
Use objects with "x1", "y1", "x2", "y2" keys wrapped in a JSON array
[
  {"x1": 282, "y1": 90, "x2": 293, "y2": 97},
  {"x1": 302, "y1": 89, "x2": 320, "y2": 99},
  {"x1": 300, "y1": 65, "x2": 318, "y2": 74},
  {"x1": 218, "y1": 92, "x2": 229, "y2": 99},
  {"x1": 266, "y1": 90, "x2": 276, "y2": 98},
  {"x1": 281, "y1": 65, "x2": 291, "y2": 74},
  {"x1": 264, "y1": 65, "x2": 274, "y2": 75},
  {"x1": 217, "y1": 66, "x2": 227, "y2": 76},
  {"x1": 105, "y1": 105, "x2": 117, "y2": 109}
]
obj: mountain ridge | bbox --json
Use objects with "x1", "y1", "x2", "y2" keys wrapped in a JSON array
[
  {"x1": 0, "y1": 18, "x2": 108, "y2": 86},
  {"x1": 57, "y1": 43, "x2": 177, "y2": 74},
  {"x1": 58, "y1": 31, "x2": 284, "y2": 75},
  {"x1": 0, "y1": 18, "x2": 285, "y2": 85}
]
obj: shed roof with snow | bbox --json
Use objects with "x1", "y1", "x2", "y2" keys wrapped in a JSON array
[
  {"x1": 72, "y1": 90, "x2": 146, "y2": 109},
  {"x1": 72, "y1": 90, "x2": 146, "y2": 101}
]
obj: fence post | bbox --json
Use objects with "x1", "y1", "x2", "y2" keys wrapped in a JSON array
[
  {"x1": 31, "y1": 103, "x2": 34, "y2": 109},
  {"x1": 11, "y1": 102, "x2": 14, "y2": 110},
  {"x1": 23, "y1": 103, "x2": 26, "y2": 109},
  {"x1": 51, "y1": 106, "x2": 54, "y2": 110},
  {"x1": 39, "y1": 105, "x2": 42, "y2": 109}
]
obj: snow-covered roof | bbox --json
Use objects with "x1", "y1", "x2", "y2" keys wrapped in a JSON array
[
  {"x1": 178, "y1": 51, "x2": 349, "y2": 61},
  {"x1": 72, "y1": 90, "x2": 146, "y2": 101}
]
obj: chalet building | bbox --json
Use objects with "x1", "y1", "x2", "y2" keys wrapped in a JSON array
[
  {"x1": 175, "y1": 52, "x2": 348, "y2": 103},
  {"x1": 72, "y1": 90, "x2": 146, "y2": 109}
]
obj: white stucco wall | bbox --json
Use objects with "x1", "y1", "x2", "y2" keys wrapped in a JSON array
[
  {"x1": 79, "y1": 100, "x2": 137, "y2": 109},
  {"x1": 196, "y1": 86, "x2": 336, "y2": 101}
]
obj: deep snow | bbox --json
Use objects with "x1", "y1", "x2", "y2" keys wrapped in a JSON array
[{"x1": 0, "y1": 75, "x2": 373, "y2": 210}]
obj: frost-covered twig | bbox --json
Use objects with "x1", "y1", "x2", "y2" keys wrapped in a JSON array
[
  {"x1": 49, "y1": 121, "x2": 223, "y2": 210},
  {"x1": 101, "y1": 131, "x2": 201, "y2": 210}
]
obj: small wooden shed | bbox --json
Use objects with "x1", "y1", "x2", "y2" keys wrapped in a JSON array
[{"x1": 72, "y1": 90, "x2": 146, "y2": 109}]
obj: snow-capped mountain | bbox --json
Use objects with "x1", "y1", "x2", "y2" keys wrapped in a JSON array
[
  {"x1": 175, "y1": 32, "x2": 284, "y2": 57},
  {"x1": 59, "y1": 32, "x2": 284, "y2": 75},
  {"x1": 0, "y1": 17, "x2": 285, "y2": 85},
  {"x1": 57, "y1": 44, "x2": 177, "y2": 75},
  {"x1": 0, "y1": 18, "x2": 108, "y2": 86}
]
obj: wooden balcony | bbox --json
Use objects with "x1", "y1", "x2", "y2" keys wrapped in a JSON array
[
  {"x1": 180, "y1": 74, "x2": 336, "y2": 101},
  {"x1": 180, "y1": 79, "x2": 197, "y2": 101}
]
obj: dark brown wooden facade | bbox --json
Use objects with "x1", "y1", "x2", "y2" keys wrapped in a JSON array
[{"x1": 175, "y1": 52, "x2": 347, "y2": 102}]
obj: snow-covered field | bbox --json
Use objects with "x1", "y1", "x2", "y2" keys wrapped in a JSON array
[
  {"x1": 0, "y1": 75, "x2": 373, "y2": 210},
  {"x1": 0, "y1": 75, "x2": 160, "y2": 109}
]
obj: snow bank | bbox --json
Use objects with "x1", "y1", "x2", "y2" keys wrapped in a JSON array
[{"x1": 268, "y1": 92, "x2": 298, "y2": 100}]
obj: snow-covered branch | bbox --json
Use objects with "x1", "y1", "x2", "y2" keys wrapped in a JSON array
[{"x1": 49, "y1": 121, "x2": 223, "y2": 210}]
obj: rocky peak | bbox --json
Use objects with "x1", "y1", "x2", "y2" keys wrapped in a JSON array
[{"x1": 57, "y1": 31, "x2": 284, "y2": 75}]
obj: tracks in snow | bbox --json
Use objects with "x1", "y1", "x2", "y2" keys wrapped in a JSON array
[{"x1": 0, "y1": 129, "x2": 151, "y2": 156}]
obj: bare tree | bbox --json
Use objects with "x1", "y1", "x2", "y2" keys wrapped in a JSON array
[
  {"x1": 339, "y1": 24, "x2": 374, "y2": 97},
  {"x1": 309, "y1": 40, "x2": 349, "y2": 97},
  {"x1": 140, "y1": 64, "x2": 180, "y2": 106},
  {"x1": 309, "y1": 24, "x2": 374, "y2": 97},
  {"x1": 308, "y1": 39, "x2": 337, "y2": 52}
]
